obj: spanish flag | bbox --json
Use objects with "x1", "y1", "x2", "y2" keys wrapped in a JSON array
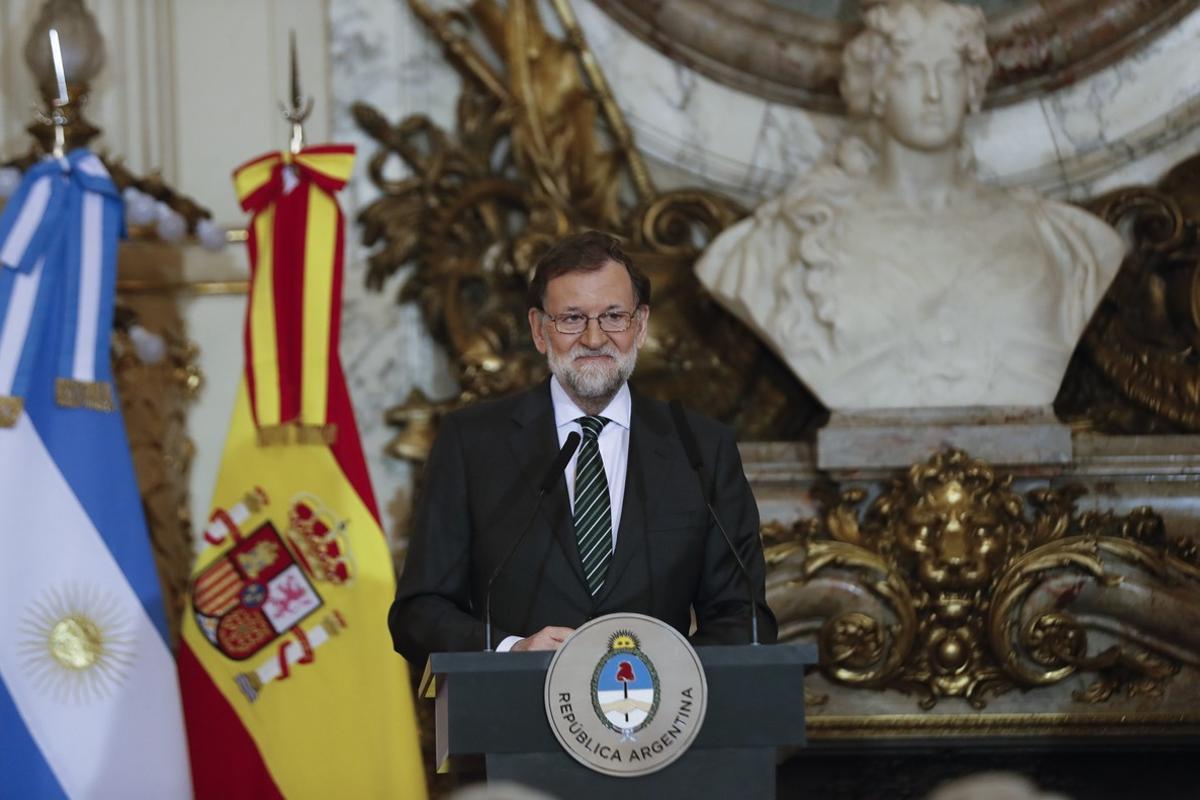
[{"x1": 178, "y1": 145, "x2": 426, "y2": 798}]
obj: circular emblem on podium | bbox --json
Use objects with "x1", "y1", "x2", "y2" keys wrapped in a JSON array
[{"x1": 544, "y1": 613, "x2": 707, "y2": 777}]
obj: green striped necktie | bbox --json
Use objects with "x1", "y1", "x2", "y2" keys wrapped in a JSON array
[{"x1": 573, "y1": 415, "x2": 612, "y2": 595}]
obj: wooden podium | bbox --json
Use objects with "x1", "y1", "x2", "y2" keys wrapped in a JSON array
[{"x1": 422, "y1": 643, "x2": 816, "y2": 799}]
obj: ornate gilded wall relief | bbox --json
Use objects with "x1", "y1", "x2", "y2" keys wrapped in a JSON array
[
  {"x1": 353, "y1": 0, "x2": 1200, "y2": 747},
  {"x1": 769, "y1": 450, "x2": 1198, "y2": 706},
  {"x1": 593, "y1": 0, "x2": 1200, "y2": 111},
  {"x1": 764, "y1": 449, "x2": 1200, "y2": 736}
]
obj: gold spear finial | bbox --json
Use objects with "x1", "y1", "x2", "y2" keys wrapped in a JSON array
[{"x1": 280, "y1": 31, "x2": 313, "y2": 154}]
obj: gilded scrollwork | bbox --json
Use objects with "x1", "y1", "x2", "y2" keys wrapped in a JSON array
[{"x1": 766, "y1": 449, "x2": 1200, "y2": 709}]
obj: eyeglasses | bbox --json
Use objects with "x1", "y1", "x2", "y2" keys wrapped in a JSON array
[{"x1": 543, "y1": 309, "x2": 637, "y2": 335}]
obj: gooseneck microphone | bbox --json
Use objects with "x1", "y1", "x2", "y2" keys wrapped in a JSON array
[
  {"x1": 668, "y1": 399, "x2": 760, "y2": 645},
  {"x1": 484, "y1": 431, "x2": 581, "y2": 651}
]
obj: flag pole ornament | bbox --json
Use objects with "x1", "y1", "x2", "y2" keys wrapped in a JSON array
[
  {"x1": 0, "y1": 149, "x2": 122, "y2": 428},
  {"x1": 281, "y1": 29, "x2": 314, "y2": 157}
]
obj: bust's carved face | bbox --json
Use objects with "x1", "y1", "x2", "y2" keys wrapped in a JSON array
[
  {"x1": 840, "y1": 1, "x2": 991, "y2": 124},
  {"x1": 880, "y1": 35, "x2": 969, "y2": 151}
]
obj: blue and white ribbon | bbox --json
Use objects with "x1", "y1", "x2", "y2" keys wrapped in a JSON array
[{"x1": 0, "y1": 149, "x2": 122, "y2": 425}]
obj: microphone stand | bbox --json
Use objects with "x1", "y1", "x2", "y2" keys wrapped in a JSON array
[
  {"x1": 669, "y1": 400, "x2": 759, "y2": 645},
  {"x1": 483, "y1": 431, "x2": 580, "y2": 651}
]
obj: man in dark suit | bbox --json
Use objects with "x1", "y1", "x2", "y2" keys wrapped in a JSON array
[{"x1": 389, "y1": 231, "x2": 776, "y2": 666}]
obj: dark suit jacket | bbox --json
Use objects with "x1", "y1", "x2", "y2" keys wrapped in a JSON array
[{"x1": 388, "y1": 381, "x2": 777, "y2": 666}]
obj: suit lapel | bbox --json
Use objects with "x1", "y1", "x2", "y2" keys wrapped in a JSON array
[
  {"x1": 594, "y1": 391, "x2": 671, "y2": 606},
  {"x1": 507, "y1": 382, "x2": 590, "y2": 595}
]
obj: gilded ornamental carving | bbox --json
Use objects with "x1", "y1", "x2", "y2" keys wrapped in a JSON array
[
  {"x1": 1058, "y1": 154, "x2": 1200, "y2": 433},
  {"x1": 358, "y1": 1, "x2": 1200, "y2": 448},
  {"x1": 765, "y1": 449, "x2": 1200, "y2": 709}
]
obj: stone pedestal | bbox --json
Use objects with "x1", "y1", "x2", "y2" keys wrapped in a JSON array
[{"x1": 815, "y1": 406, "x2": 1072, "y2": 472}]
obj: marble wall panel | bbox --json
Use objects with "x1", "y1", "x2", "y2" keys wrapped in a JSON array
[{"x1": 330, "y1": 0, "x2": 465, "y2": 547}]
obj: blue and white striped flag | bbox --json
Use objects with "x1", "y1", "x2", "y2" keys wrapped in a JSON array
[{"x1": 0, "y1": 150, "x2": 191, "y2": 798}]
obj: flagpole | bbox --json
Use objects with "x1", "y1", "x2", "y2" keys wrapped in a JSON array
[{"x1": 47, "y1": 28, "x2": 69, "y2": 158}]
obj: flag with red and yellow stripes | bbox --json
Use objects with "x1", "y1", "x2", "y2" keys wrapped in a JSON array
[{"x1": 178, "y1": 145, "x2": 426, "y2": 798}]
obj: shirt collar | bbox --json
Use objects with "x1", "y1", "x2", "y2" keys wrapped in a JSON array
[{"x1": 550, "y1": 375, "x2": 631, "y2": 431}]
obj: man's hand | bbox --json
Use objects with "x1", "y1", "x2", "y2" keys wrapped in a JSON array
[{"x1": 511, "y1": 626, "x2": 574, "y2": 651}]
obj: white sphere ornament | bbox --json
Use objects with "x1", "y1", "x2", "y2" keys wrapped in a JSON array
[
  {"x1": 0, "y1": 167, "x2": 22, "y2": 198},
  {"x1": 123, "y1": 187, "x2": 157, "y2": 226},
  {"x1": 128, "y1": 324, "x2": 166, "y2": 365},
  {"x1": 154, "y1": 203, "x2": 187, "y2": 243},
  {"x1": 195, "y1": 218, "x2": 226, "y2": 252}
]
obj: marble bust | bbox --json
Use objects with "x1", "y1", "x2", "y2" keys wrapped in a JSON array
[{"x1": 695, "y1": 0, "x2": 1124, "y2": 410}]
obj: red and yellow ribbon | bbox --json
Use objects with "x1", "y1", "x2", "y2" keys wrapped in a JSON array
[{"x1": 233, "y1": 145, "x2": 355, "y2": 444}]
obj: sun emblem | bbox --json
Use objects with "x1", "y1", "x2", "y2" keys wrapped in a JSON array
[
  {"x1": 607, "y1": 630, "x2": 639, "y2": 652},
  {"x1": 18, "y1": 584, "x2": 136, "y2": 704}
]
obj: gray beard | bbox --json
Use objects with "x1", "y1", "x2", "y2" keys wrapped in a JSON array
[{"x1": 546, "y1": 340, "x2": 638, "y2": 411}]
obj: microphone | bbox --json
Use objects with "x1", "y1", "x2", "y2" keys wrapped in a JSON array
[
  {"x1": 484, "y1": 431, "x2": 581, "y2": 651},
  {"x1": 668, "y1": 399, "x2": 760, "y2": 645},
  {"x1": 539, "y1": 432, "x2": 581, "y2": 494}
]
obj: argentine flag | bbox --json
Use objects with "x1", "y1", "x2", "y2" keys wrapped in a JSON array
[{"x1": 0, "y1": 150, "x2": 191, "y2": 797}]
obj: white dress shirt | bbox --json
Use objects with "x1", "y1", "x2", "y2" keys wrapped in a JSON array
[
  {"x1": 550, "y1": 375, "x2": 631, "y2": 546},
  {"x1": 497, "y1": 377, "x2": 632, "y2": 651}
]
